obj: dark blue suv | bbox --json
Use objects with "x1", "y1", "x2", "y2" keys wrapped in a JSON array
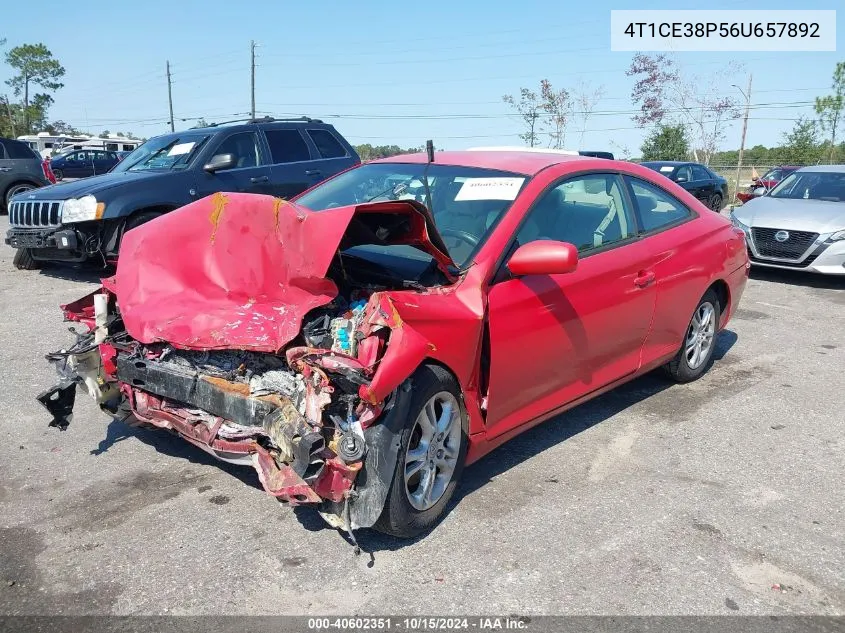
[{"x1": 6, "y1": 117, "x2": 360, "y2": 269}]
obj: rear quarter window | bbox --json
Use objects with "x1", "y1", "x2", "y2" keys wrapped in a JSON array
[
  {"x1": 627, "y1": 176, "x2": 693, "y2": 233},
  {"x1": 5, "y1": 140, "x2": 39, "y2": 159},
  {"x1": 307, "y1": 129, "x2": 348, "y2": 159},
  {"x1": 264, "y1": 129, "x2": 312, "y2": 164}
]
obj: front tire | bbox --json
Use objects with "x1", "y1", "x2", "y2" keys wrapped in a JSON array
[
  {"x1": 53, "y1": 169, "x2": 64, "y2": 181},
  {"x1": 13, "y1": 248, "x2": 41, "y2": 270},
  {"x1": 663, "y1": 290, "x2": 720, "y2": 383},
  {"x1": 374, "y1": 365, "x2": 468, "y2": 538}
]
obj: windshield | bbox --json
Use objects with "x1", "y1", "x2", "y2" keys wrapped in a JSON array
[
  {"x1": 769, "y1": 171, "x2": 845, "y2": 202},
  {"x1": 113, "y1": 133, "x2": 210, "y2": 172},
  {"x1": 296, "y1": 162, "x2": 528, "y2": 268}
]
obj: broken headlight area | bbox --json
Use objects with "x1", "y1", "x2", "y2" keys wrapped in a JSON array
[{"x1": 41, "y1": 287, "x2": 400, "y2": 529}]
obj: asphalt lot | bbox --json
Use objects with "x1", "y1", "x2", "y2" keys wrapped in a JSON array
[{"x1": 0, "y1": 213, "x2": 843, "y2": 616}]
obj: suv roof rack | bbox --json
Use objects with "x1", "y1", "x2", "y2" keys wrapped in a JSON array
[{"x1": 205, "y1": 115, "x2": 323, "y2": 128}]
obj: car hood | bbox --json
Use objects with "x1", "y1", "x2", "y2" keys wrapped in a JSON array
[
  {"x1": 105, "y1": 192, "x2": 457, "y2": 352},
  {"x1": 23, "y1": 170, "x2": 173, "y2": 200},
  {"x1": 734, "y1": 196, "x2": 845, "y2": 234}
]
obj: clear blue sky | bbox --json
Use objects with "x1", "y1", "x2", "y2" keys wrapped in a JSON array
[{"x1": 1, "y1": 0, "x2": 843, "y2": 157}]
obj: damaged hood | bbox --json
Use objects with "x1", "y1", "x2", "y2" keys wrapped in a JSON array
[{"x1": 109, "y1": 192, "x2": 456, "y2": 352}]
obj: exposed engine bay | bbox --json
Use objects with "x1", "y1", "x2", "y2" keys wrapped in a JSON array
[{"x1": 36, "y1": 193, "x2": 471, "y2": 534}]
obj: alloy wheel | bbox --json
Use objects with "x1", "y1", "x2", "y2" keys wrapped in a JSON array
[
  {"x1": 403, "y1": 391, "x2": 462, "y2": 511},
  {"x1": 685, "y1": 302, "x2": 716, "y2": 370}
]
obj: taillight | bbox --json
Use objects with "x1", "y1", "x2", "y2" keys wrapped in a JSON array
[{"x1": 42, "y1": 159, "x2": 57, "y2": 184}]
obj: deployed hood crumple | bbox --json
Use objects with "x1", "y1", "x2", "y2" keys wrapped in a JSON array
[{"x1": 109, "y1": 192, "x2": 456, "y2": 352}]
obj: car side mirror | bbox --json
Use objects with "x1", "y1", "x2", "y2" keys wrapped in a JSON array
[
  {"x1": 203, "y1": 153, "x2": 236, "y2": 173},
  {"x1": 507, "y1": 240, "x2": 578, "y2": 276},
  {"x1": 675, "y1": 175, "x2": 688, "y2": 183}
]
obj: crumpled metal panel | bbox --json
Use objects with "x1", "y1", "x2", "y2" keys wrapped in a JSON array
[
  {"x1": 109, "y1": 193, "x2": 457, "y2": 353},
  {"x1": 111, "y1": 193, "x2": 351, "y2": 352}
]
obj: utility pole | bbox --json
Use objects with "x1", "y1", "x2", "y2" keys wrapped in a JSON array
[
  {"x1": 250, "y1": 40, "x2": 256, "y2": 120},
  {"x1": 733, "y1": 74, "x2": 752, "y2": 203},
  {"x1": 166, "y1": 60, "x2": 175, "y2": 133}
]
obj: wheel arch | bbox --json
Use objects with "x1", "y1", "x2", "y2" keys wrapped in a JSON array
[
  {"x1": 706, "y1": 278, "x2": 730, "y2": 328},
  {"x1": 3, "y1": 179, "x2": 42, "y2": 203}
]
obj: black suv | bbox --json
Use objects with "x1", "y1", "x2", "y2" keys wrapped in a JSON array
[
  {"x1": 1, "y1": 137, "x2": 55, "y2": 212},
  {"x1": 5, "y1": 117, "x2": 360, "y2": 269}
]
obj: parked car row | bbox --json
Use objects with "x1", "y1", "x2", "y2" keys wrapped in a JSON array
[
  {"x1": 4, "y1": 117, "x2": 360, "y2": 269},
  {"x1": 0, "y1": 136, "x2": 56, "y2": 210},
  {"x1": 735, "y1": 165, "x2": 800, "y2": 203},
  {"x1": 640, "y1": 161, "x2": 729, "y2": 211},
  {"x1": 3, "y1": 118, "x2": 841, "y2": 539},
  {"x1": 730, "y1": 165, "x2": 845, "y2": 275},
  {"x1": 29, "y1": 146, "x2": 750, "y2": 538}
]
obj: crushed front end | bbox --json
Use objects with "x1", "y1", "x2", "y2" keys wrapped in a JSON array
[{"x1": 38, "y1": 192, "x2": 460, "y2": 532}]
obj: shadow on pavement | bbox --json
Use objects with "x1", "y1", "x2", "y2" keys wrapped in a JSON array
[
  {"x1": 92, "y1": 417, "x2": 262, "y2": 491},
  {"x1": 37, "y1": 263, "x2": 113, "y2": 284},
  {"x1": 750, "y1": 267, "x2": 845, "y2": 291},
  {"x1": 87, "y1": 330, "x2": 739, "y2": 558},
  {"x1": 350, "y1": 330, "x2": 738, "y2": 555}
]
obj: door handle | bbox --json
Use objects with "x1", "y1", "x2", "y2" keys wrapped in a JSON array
[
  {"x1": 634, "y1": 270, "x2": 655, "y2": 287},
  {"x1": 305, "y1": 169, "x2": 322, "y2": 176},
  {"x1": 0, "y1": 167, "x2": 11, "y2": 172},
  {"x1": 250, "y1": 176, "x2": 269, "y2": 183}
]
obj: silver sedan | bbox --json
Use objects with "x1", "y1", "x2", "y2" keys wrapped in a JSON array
[{"x1": 730, "y1": 165, "x2": 845, "y2": 275}]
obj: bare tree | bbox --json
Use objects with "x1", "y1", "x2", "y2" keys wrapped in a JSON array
[
  {"x1": 503, "y1": 88, "x2": 542, "y2": 147},
  {"x1": 627, "y1": 53, "x2": 740, "y2": 164},
  {"x1": 540, "y1": 79, "x2": 572, "y2": 149},
  {"x1": 573, "y1": 80, "x2": 605, "y2": 149}
]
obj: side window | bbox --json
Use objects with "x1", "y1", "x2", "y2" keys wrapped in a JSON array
[
  {"x1": 765, "y1": 169, "x2": 782, "y2": 181},
  {"x1": 691, "y1": 165, "x2": 710, "y2": 181},
  {"x1": 212, "y1": 132, "x2": 261, "y2": 170},
  {"x1": 674, "y1": 165, "x2": 693, "y2": 182},
  {"x1": 627, "y1": 177, "x2": 692, "y2": 233},
  {"x1": 0, "y1": 142, "x2": 7, "y2": 159},
  {"x1": 514, "y1": 174, "x2": 635, "y2": 254},
  {"x1": 264, "y1": 129, "x2": 311, "y2": 164},
  {"x1": 6, "y1": 140, "x2": 39, "y2": 159},
  {"x1": 307, "y1": 129, "x2": 348, "y2": 158},
  {"x1": 94, "y1": 151, "x2": 108, "y2": 161}
]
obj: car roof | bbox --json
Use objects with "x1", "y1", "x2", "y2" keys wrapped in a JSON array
[
  {"x1": 373, "y1": 150, "x2": 606, "y2": 176},
  {"x1": 640, "y1": 161, "x2": 691, "y2": 167},
  {"x1": 795, "y1": 165, "x2": 845, "y2": 173}
]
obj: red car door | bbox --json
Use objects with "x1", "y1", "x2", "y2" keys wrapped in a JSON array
[{"x1": 484, "y1": 173, "x2": 658, "y2": 438}]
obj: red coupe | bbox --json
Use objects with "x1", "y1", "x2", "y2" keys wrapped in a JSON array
[{"x1": 39, "y1": 150, "x2": 749, "y2": 539}]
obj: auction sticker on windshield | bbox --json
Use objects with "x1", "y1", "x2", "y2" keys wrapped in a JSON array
[
  {"x1": 168, "y1": 142, "x2": 196, "y2": 156},
  {"x1": 455, "y1": 177, "x2": 525, "y2": 201}
]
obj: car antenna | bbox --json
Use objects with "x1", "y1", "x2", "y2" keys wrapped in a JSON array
[{"x1": 422, "y1": 139, "x2": 435, "y2": 213}]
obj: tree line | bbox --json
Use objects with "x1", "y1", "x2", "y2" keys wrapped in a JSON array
[
  {"x1": 1, "y1": 39, "x2": 135, "y2": 140},
  {"x1": 502, "y1": 57, "x2": 844, "y2": 166},
  {"x1": 636, "y1": 58, "x2": 844, "y2": 165}
]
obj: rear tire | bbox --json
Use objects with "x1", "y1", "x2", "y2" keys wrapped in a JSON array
[
  {"x1": 709, "y1": 193, "x2": 723, "y2": 212},
  {"x1": 5, "y1": 183, "x2": 36, "y2": 208},
  {"x1": 374, "y1": 365, "x2": 468, "y2": 538},
  {"x1": 663, "y1": 290, "x2": 720, "y2": 383},
  {"x1": 13, "y1": 248, "x2": 41, "y2": 270}
]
